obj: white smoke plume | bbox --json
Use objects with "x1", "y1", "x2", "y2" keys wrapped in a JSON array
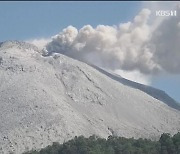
[
  {"x1": 150, "y1": 6, "x2": 180, "y2": 74},
  {"x1": 114, "y1": 69, "x2": 152, "y2": 85},
  {"x1": 44, "y1": 5, "x2": 180, "y2": 84},
  {"x1": 27, "y1": 38, "x2": 51, "y2": 50}
]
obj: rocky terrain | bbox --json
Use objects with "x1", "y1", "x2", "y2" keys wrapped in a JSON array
[{"x1": 0, "y1": 41, "x2": 179, "y2": 154}]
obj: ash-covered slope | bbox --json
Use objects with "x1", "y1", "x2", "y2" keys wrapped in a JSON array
[
  {"x1": 91, "y1": 65, "x2": 180, "y2": 110},
  {"x1": 0, "y1": 41, "x2": 179, "y2": 154}
]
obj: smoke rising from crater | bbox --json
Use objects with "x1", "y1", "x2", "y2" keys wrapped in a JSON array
[{"x1": 37, "y1": 5, "x2": 179, "y2": 85}]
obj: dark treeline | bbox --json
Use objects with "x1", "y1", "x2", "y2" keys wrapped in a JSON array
[{"x1": 24, "y1": 132, "x2": 180, "y2": 154}]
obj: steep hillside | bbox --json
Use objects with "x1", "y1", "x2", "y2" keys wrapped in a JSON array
[
  {"x1": 0, "y1": 41, "x2": 179, "y2": 154},
  {"x1": 91, "y1": 65, "x2": 180, "y2": 110}
]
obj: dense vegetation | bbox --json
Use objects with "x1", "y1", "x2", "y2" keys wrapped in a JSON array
[{"x1": 24, "y1": 132, "x2": 180, "y2": 154}]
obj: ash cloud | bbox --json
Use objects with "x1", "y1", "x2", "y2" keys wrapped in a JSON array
[
  {"x1": 150, "y1": 5, "x2": 180, "y2": 74},
  {"x1": 45, "y1": 6, "x2": 180, "y2": 76}
]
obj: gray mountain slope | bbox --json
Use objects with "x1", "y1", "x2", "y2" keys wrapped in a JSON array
[
  {"x1": 90, "y1": 65, "x2": 180, "y2": 110},
  {"x1": 0, "y1": 41, "x2": 180, "y2": 154}
]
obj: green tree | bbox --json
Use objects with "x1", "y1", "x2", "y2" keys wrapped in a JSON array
[
  {"x1": 172, "y1": 132, "x2": 180, "y2": 154},
  {"x1": 159, "y1": 133, "x2": 176, "y2": 154}
]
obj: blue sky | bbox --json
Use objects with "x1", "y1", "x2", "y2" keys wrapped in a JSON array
[
  {"x1": 0, "y1": 2, "x2": 142, "y2": 41},
  {"x1": 0, "y1": 1, "x2": 179, "y2": 102}
]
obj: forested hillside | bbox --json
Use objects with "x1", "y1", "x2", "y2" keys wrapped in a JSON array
[{"x1": 24, "y1": 132, "x2": 180, "y2": 154}]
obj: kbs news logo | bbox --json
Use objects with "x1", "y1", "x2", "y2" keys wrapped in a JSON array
[{"x1": 156, "y1": 10, "x2": 177, "y2": 17}]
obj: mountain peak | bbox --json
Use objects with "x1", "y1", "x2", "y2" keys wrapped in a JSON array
[
  {"x1": 0, "y1": 40, "x2": 39, "y2": 52},
  {"x1": 0, "y1": 41, "x2": 179, "y2": 154}
]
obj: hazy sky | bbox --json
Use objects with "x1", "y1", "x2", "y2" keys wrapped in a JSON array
[{"x1": 0, "y1": 1, "x2": 179, "y2": 102}]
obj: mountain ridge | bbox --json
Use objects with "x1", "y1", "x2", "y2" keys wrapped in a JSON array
[
  {"x1": 1, "y1": 40, "x2": 179, "y2": 110},
  {"x1": 90, "y1": 64, "x2": 180, "y2": 110}
]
